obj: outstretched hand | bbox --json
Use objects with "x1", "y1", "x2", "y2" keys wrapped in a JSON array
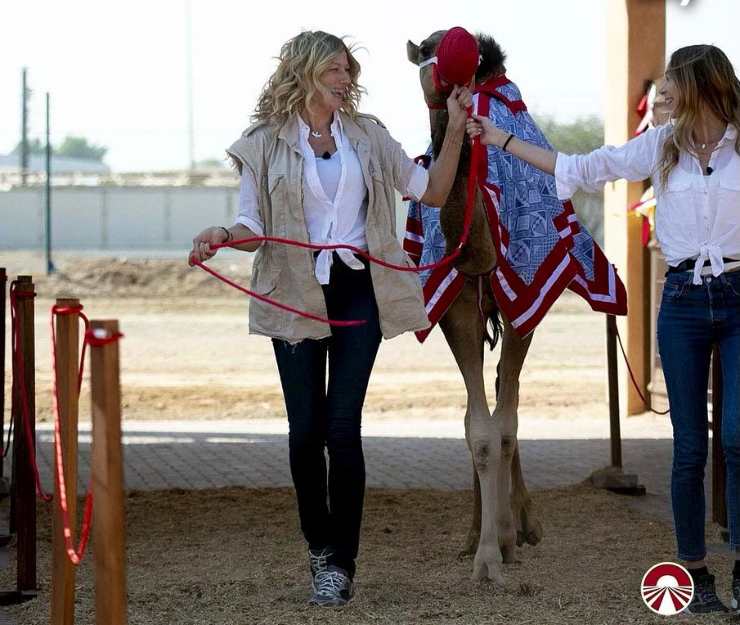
[{"x1": 466, "y1": 114, "x2": 509, "y2": 147}]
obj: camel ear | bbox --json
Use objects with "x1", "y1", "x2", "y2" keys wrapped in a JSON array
[{"x1": 407, "y1": 40, "x2": 420, "y2": 65}]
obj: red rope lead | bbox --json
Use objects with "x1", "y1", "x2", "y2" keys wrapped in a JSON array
[
  {"x1": 193, "y1": 123, "x2": 482, "y2": 326},
  {"x1": 191, "y1": 259, "x2": 366, "y2": 327}
]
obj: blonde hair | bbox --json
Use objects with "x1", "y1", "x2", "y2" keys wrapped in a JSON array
[
  {"x1": 253, "y1": 31, "x2": 364, "y2": 125},
  {"x1": 659, "y1": 44, "x2": 740, "y2": 186}
]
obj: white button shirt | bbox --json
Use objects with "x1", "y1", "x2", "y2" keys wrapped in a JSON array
[
  {"x1": 555, "y1": 123, "x2": 740, "y2": 284},
  {"x1": 236, "y1": 112, "x2": 429, "y2": 284}
]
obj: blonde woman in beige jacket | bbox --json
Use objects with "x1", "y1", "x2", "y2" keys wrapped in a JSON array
[{"x1": 189, "y1": 30, "x2": 470, "y2": 607}]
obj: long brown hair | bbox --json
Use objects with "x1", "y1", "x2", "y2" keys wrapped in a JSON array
[
  {"x1": 659, "y1": 45, "x2": 740, "y2": 186},
  {"x1": 253, "y1": 31, "x2": 365, "y2": 126}
]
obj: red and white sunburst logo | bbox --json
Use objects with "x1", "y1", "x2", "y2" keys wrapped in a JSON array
[{"x1": 641, "y1": 562, "x2": 694, "y2": 615}]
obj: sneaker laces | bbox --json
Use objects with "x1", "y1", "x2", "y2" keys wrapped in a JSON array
[
  {"x1": 309, "y1": 549, "x2": 331, "y2": 574},
  {"x1": 314, "y1": 569, "x2": 347, "y2": 596}
]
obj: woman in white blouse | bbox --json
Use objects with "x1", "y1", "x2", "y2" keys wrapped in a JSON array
[
  {"x1": 189, "y1": 31, "x2": 471, "y2": 607},
  {"x1": 468, "y1": 44, "x2": 740, "y2": 615}
]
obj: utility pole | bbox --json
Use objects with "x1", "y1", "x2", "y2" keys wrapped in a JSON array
[
  {"x1": 45, "y1": 92, "x2": 55, "y2": 274},
  {"x1": 185, "y1": 0, "x2": 195, "y2": 171},
  {"x1": 20, "y1": 68, "x2": 29, "y2": 186}
]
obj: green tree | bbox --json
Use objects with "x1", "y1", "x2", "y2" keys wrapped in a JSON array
[
  {"x1": 533, "y1": 114, "x2": 604, "y2": 154},
  {"x1": 56, "y1": 136, "x2": 107, "y2": 161},
  {"x1": 11, "y1": 138, "x2": 45, "y2": 155},
  {"x1": 533, "y1": 114, "x2": 606, "y2": 245}
]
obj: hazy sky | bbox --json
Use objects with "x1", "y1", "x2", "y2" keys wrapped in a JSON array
[{"x1": 0, "y1": 0, "x2": 734, "y2": 172}]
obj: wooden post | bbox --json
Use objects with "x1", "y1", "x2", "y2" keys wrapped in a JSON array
[
  {"x1": 0, "y1": 268, "x2": 6, "y2": 479},
  {"x1": 90, "y1": 320, "x2": 127, "y2": 625},
  {"x1": 606, "y1": 315, "x2": 622, "y2": 468},
  {"x1": 12, "y1": 276, "x2": 36, "y2": 595},
  {"x1": 711, "y1": 346, "x2": 727, "y2": 528},
  {"x1": 50, "y1": 299, "x2": 80, "y2": 625},
  {"x1": 605, "y1": 0, "x2": 666, "y2": 414}
]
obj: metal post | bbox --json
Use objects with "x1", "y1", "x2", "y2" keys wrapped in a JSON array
[
  {"x1": 45, "y1": 92, "x2": 55, "y2": 274},
  {"x1": 20, "y1": 69, "x2": 29, "y2": 187},
  {"x1": 606, "y1": 315, "x2": 622, "y2": 468},
  {"x1": 185, "y1": 0, "x2": 195, "y2": 171}
]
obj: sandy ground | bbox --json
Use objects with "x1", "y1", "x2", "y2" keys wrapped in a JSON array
[
  {"x1": 2, "y1": 251, "x2": 697, "y2": 625},
  {"x1": 5, "y1": 485, "x2": 735, "y2": 625},
  {"x1": 2, "y1": 251, "x2": 615, "y2": 427}
]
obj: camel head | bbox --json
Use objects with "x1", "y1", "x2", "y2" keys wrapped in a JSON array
[{"x1": 407, "y1": 30, "x2": 507, "y2": 111}]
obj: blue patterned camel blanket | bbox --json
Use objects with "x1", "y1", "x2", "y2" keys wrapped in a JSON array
[{"x1": 404, "y1": 75, "x2": 627, "y2": 341}]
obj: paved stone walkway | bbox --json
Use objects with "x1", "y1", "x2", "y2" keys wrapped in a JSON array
[
  {"x1": 4, "y1": 416, "x2": 726, "y2": 623},
  {"x1": 21, "y1": 415, "x2": 699, "y2": 523}
]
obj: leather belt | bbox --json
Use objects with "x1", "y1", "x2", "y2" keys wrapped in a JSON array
[{"x1": 667, "y1": 257, "x2": 737, "y2": 273}]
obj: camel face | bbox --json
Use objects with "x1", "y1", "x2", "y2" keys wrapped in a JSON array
[{"x1": 407, "y1": 30, "x2": 448, "y2": 109}]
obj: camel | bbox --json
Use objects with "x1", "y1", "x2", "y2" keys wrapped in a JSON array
[{"x1": 406, "y1": 31, "x2": 544, "y2": 583}]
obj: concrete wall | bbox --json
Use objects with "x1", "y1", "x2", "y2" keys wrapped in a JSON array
[
  {"x1": 1, "y1": 186, "x2": 408, "y2": 250},
  {"x1": 0, "y1": 186, "x2": 237, "y2": 250}
]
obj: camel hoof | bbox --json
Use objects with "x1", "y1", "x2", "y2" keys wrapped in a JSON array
[
  {"x1": 457, "y1": 532, "x2": 479, "y2": 559},
  {"x1": 516, "y1": 501, "x2": 543, "y2": 547},
  {"x1": 472, "y1": 546, "x2": 504, "y2": 584},
  {"x1": 524, "y1": 520, "x2": 543, "y2": 546}
]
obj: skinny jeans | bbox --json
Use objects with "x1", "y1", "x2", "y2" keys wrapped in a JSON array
[
  {"x1": 272, "y1": 254, "x2": 382, "y2": 579},
  {"x1": 657, "y1": 270, "x2": 740, "y2": 561}
]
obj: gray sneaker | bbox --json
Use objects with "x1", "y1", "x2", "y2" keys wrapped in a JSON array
[
  {"x1": 308, "y1": 547, "x2": 333, "y2": 584},
  {"x1": 731, "y1": 575, "x2": 740, "y2": 613},
  {"x1": 685, "y1": 573, "x2": 729, "y2": 614},
  {"x1": 309, "y1": 565, "x2": 354, "y2": 607}
]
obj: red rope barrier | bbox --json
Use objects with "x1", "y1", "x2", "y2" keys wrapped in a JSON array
[
  {"x1": 7, "y1": 291, "x2": 125, "y2": 565},
  {"x1": 50, "y1": 304, "x2": 95, "y2": 565},
  {"x1": 9, "y1": 282, "x2": 51, "y2": 502},
  {"x1": 614, "y1": 324, "x2": 670, "y2": 416}
]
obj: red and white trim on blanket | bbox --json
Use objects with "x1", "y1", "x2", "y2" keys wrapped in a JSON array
[{"x1": 403, "y1": 76, "x2": 627, "y2": 342}]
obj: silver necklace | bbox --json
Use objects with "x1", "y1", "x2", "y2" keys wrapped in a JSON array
[{"x1": 310, "y1": 129, "x2": 323, "y2": 138}]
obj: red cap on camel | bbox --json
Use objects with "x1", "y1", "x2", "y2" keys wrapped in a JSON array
[{"x1": 436, "y1": 27, "x2": 479, "y2": 86}]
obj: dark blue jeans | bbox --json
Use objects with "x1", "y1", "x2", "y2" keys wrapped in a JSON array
[
  {"x1": 272, "y1": 256, "x2": 382, "y2": 579},
  {"x1": 658, "y1": 270, "x2": 740, "y2": 561}
]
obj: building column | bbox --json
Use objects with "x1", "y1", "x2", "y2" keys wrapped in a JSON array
[{"x1": 604, "y1": 0, "x2": 665, "y2": 414}]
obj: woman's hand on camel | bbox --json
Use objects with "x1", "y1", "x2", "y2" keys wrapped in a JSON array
[
  {"x1": 446, "y1": 86, "x2": 474, "y2": 131},
  {"x1": 188, "y1": 226, "x2": 229, "y2": 266},
  {"x1": 466, "y1": 114, "x2": 510, "y2": 147}
]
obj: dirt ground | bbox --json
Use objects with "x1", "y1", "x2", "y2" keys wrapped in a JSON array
[
  {"x1": 2, "y1": 251, "x2": 613, "y2": 426},
  {"x1": 5, "y1": 485, "x2": 735, "y2": 625},
  {"x1": 2, "y1": 251, "x2": 705, "y2": 624}
]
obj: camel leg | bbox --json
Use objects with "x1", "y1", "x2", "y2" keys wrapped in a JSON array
[
  {"x1": 458, "y1": 468, "x2": 481, "y2": 558},
  {"x1": 492, "y1": 319, "x2": 533, "y2": 564},
  {"x1": 511, "y1": 442, "x2": 543, "y2": 547},
  {"x1": 439, "y1": 284, "x2": 503, "y2": 583}
]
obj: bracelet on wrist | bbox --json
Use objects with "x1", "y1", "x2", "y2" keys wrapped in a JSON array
[
  {"x1": 502, "y1": 133, "x2": 515, "y2": 152},
  {"x1": 219, "y1": 226, "x2": 232, "y2": 243}
]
